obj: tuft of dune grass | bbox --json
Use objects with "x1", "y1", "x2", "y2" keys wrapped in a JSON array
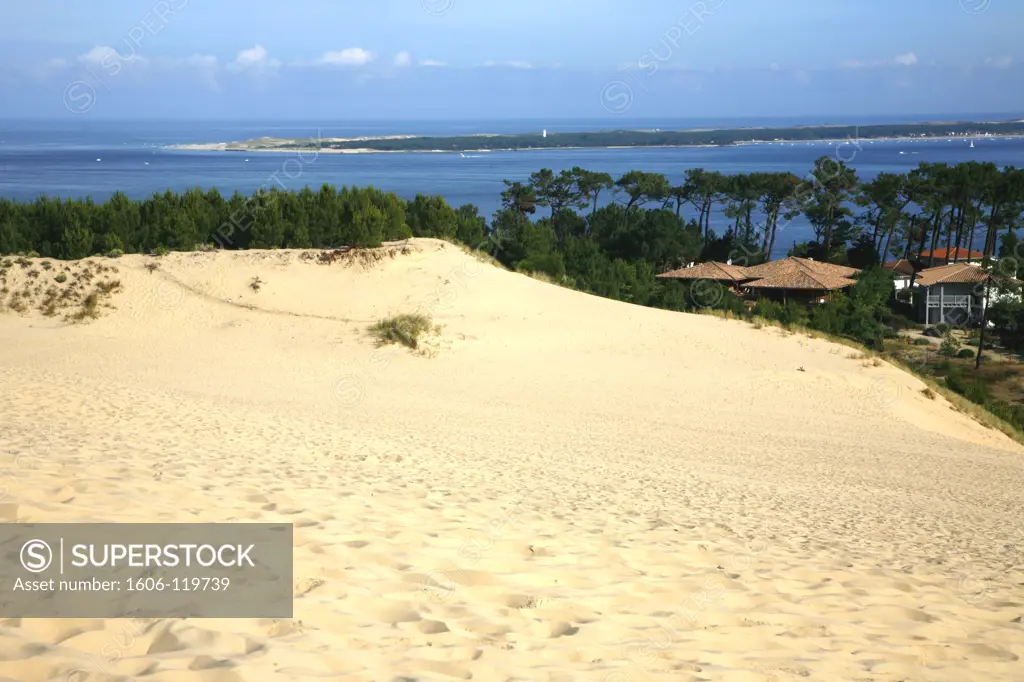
[{"x1": 369, "y1": 313, "x2": 433, "y2": 350}]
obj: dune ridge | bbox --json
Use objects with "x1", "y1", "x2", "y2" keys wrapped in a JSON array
[{"x1": 1, "y1": 239, "x2": 1022, "y2": 681}]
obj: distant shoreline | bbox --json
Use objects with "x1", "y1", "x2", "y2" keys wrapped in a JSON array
[{"x1": 167, "y1": 120, "x2": 1024, "y2": 155}]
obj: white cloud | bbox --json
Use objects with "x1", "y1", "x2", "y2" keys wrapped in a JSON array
[
  {"x1": 78, "y1": 46, "x2": 116, "y2": 64},
  {"x1": 893, "y1": 52, "x2": 918, "y2": 67},
  {"x1": 316, "y1": 48, "x2": 375, "y2": 66},
  {"x1": 177, "y1": 54, "x2": 218, "y2": 68},
  {"x1": 419, "y1": 59, "x2": 447, "y2": 67},
  {"x1": 840, "y1": 52, "x2": 918, "y2": 69},
  {"x1": 229, "y1": 44, "x2": 280, "y2": 71},
  {"x1": 78, "y1": 45, "x2": 148, "y2": 68},
  {"x1": 393, "y1": 51, "x2": 412, "y2": 67},
  {"x1": 478, "y1": 60, "x2": 532, "y2": 69},
  {"x1": 985, "y1": 56, "x2": 1014, "y2": 69},
  {"x1": 188, "y1": 54, "x2": 218, "y2": 67}
]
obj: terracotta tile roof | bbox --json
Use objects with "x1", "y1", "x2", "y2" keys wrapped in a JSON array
[
  {"x1": 744, "y1": 269, "x2": 857, "y2": 291},
  {"x1": 791, "y1": 257, "x2": 860, "y2": 278},
  {"x1": 742, "y1": 256, "x2": 860, "y2": 280},
  {"x1": 914, "y1": 263, "x2": 1008, "y2": 287},
  {"x1": 656, "y1": 261, "x2": 750, "y2": 282},
  {"x1": 883, "y1": 259, "x2": 918, "y2": 276},
  {"x1": 920, "y1": 247, "x2": 984, "y2": 260}
]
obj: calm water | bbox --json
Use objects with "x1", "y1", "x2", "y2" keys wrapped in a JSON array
[{"x1": 2, "y1": 119, "x2": 1023, "y2": 257}]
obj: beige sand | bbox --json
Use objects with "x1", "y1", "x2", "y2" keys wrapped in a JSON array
[{"x1": 1, "y1": 240, "x2": 1022, "y2": 681}]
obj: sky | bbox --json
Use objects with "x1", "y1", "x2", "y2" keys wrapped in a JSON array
[{"x1": 0, "y1": 0, "x2": 1021, "y2": 121}]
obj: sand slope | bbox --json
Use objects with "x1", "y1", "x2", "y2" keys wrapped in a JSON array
[{"x1": 1, "y1": 239, "x2": 1022, "y2": 682}]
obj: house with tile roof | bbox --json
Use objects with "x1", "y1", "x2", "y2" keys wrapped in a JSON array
[
  {"x1": 657, "y1": 256, "x2": 861, "y2": 305},
  {"x1": 655, "y1": 261, "x2": 750, "y2": 290},
  {"x1": 911, "y1": 262, "x2": 1018, "y2": 325},
  {"x1": 742, "y1": 256, "x2": 860, "y2": 281},
  {"x1": 882, "y1": 259, "x2": 923, "y2": 291},
  {"x1": 741, "y1": 257, "x2": 860, "y2": 304},
  {"x1": 919, "y1": 247, "x2": 985, "y2": 267}
]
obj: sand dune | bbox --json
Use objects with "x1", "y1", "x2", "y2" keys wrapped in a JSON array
[{"x1": 1, "y1": 239, "x2": 1022, "y2": 681}]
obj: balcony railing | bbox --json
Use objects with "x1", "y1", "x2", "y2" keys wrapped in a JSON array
[{"x1": 926, "y1": 295, "x2": 973, "y2": 308}]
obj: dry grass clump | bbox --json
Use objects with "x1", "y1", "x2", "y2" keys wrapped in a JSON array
[
  {"x1": 369, "y1": 313, "x2": 434, "y2": 350},
  {"x1": 7, "y1": 291, "x2": 27, "y2": 313},
  {"x1": 95, "y1": 280, "x2": 122, "y2": 296},
  {"x1": 921, "y1": 388, "x2": 937, "y2": 400},
  {"x1": 317, "y1": 244, "x2": 414, "y2": 269},
  {"x1": 66, "y1": 292, "x2": 102, "y2": 323},
  {"x1": 39, "y1": 286, "x2": 60, "y2": 317}
]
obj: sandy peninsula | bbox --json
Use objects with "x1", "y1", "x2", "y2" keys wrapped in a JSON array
[
  {"x1": 1, "y1": 239, "x2": 1022, "y2": 681},
  {"x1": 167, "y1": 121, "x2": 1024, "y2": 155},
  {"x1": 171, "y1": 135, "x2": 426, "y2": 155}
]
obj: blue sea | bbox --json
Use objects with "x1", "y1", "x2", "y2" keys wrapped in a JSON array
[{"x1": 2, "y1": 118, "x2": 1023, "y2": 258}]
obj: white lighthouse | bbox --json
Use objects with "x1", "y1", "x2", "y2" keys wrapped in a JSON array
[{"x1": 543, "y1": 129, "x2": 547, "y2": 138}]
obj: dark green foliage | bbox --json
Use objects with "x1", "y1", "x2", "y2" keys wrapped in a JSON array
[
  {"x1": 913, "y1": 337, "x2": 932, "y2": 346},
  {"x1": 989, "y1": 298, "x2": 1024, "y2": 353},
  {"x1": 699, "y1": 230, "x2": 762, "y2": 267},
  {"x1": 778, "y1": 301, "x2": 810, "y2": 328},
  {"x1": 966, "y1": 382, "x2": 989, "y2": 405},
  {"x1": 808, "y1": 297, "x2": 847, "y2": 335},
  {"x1": 957, "y1": 348, "x2": 976, "y2": 359},
  {"x1": 846, "y1": 234, "x2": 880, "y2": 269},
  {"x1": 61, "y1": 220, "x2": 93, "y2": 260},
  {"x1": 939, "y1": 332, "x2": 962, "y2": 357},
  {"x1": 454, "y1": 205, "x2": 487, "y2": 246},
  {"x1": 987, "y1": 400, "x2": 1024, "y2": 428},
  {"x1": 518, "y1": 252, "x2": 566, "y2": 280},
  {"x1": 407, "y1": 194, "x2": 458, "y2": 239},
  {"x1": 649, "y1": 280, "x2": 688, "y2": 311},
  {"x1": 943, "y1": 367, "x2": 990, "y2": 405},
  {"x1": 944, "y1": 368, "x2": 969, "y2": 395},
  {"x1": 0, "y1": 186, "x2": 415, "y2": 259},
  {"x1": 590, "y1": 206, "x2": 699, "y2": 270},
  {"x1": 753, "y1": 298, "x2": 782, "y2": 320}
]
